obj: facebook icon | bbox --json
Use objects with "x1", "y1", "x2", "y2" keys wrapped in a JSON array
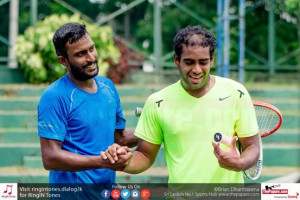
[{"x1": 101, "y1": 189, "x2": 110, "y2": 199}]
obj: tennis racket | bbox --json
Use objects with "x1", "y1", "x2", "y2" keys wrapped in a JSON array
[
  {"x1": 243, "y1": 101, "x2": 282, "y2": 180},
  {"x1": 135, "y1": 107, "x2": 143, "y2": 117},
  {"x1": 214, "y1": 101, "x2": 282, "y2": 180},
  {"x1": 136, "y1": 100, "x2": 283, "y2": 180}
]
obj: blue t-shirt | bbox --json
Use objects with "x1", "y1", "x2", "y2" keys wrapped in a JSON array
[{"x1": 37, "y1": 75, "x2": 125, "y2": 183}]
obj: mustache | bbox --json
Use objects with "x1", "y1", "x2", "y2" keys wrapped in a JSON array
[{"x1": 83, "y1": 60, "x2": 98, "y2": 68}]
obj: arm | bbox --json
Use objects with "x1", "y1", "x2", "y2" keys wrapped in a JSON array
[
  {"x1": 40, "y1": 137, "x2": 132, "y2": 171},
  {"x1": 114, "y1": 129, "x2": 138, "y2": 148},
  {"x1": 100, "y1": 139, "x2": 161, "y2": 174},
  {"x1": 212, "y1": 134, "x2": 259, "y2": 172},
  {"x1": 123, "y1": 139, "x2": 161, "y2": 174},
  {"x1": 239, "y1": 134, "x2": 260, "y2": 169}
]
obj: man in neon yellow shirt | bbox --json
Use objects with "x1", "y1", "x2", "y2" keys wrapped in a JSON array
[{"x1": 101, "y1": 26, "x2": 259, "y2": 183}]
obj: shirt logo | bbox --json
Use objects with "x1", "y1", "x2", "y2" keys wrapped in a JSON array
[
  {"x1": 219, "y1": 96, "x2": 231, "y2": 101},
  {"x1": 238, "y1": 89, "x2": 245, "y2": 98},
  {"x1": 155, "y1": 100, "x2": 163, "y2": 107}
]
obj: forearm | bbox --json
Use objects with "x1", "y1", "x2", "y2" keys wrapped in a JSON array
[
  {"x1": 123, "y1": 130, "x2": 139, "y2": 148},
  {"x1": 42, "y1": 149, "x2": 109, "y2": 171},
  {"x1": 123, "y1": 151, "x2": 152, "y2": 174},
  {"x1": 115, "y1": 129, "x2": 138, "y2": 148},
  {"x1": 240, "y1": 143, "x2": 260, "y2": 170}
]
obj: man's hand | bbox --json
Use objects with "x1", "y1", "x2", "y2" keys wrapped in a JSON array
[
  {"x1": 100, "y1": 143, "x2": 132, "y2": 171},
  {"x1": 212, "y1": 136, "x2": 244, "y2": 171}
]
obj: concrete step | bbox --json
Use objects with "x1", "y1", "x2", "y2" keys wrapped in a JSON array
[
  {"x1": 0, "y1": 141, "x2": 163, "y2": 168},
  {"x1": 118, "y1": 166, "x2": 300, "y2": 183},
  {"x1": 264, "y1": 172, "x2": 300, "y2": 183},
  {"x1": 262, "y1": 129, "x2": 300, "y2": 143},
  {"x1": 149, "y1": 145, "x2": 300, "y2": 168},
  {"x1": 0, "y1": 128, "x2": 39, "y2": 143},
  {"x1": 0, "y1": 167, "x2": 166, "y2": 183},
  {"x1": 0, "y1": 98, "x2": 39, "y2": 111},
  {"x1": 249, "y1": 89, "x2": 300, "y2": 99},
  {"x1": 262, "y1": 143, "x2": 300, "y2": 167},
  {"x1": 0, "y1": 85, "x2": 163, "y2": 98},
  {"x1": 23, "y1": 156, "x2": 43, "y2": 169},
  {"x1": 15, "y1": 142, "x2": 300, "y2": 170},
  {"x1": 117, "y1": 87, "x2": 161, "y2": 97},
  {"x1": 22, "y1": 146, "x2": 167, "y2": 169},
  {"x1": 0, "y1": 97, "x2": 298, "y2": 112},
  {"x1": 0, "y1": 128, "x2": 298, "y2": 144},
  {"x1": 0, "y1": 84, "x2": 299, "y2": 98},
  {"x1": 0, "y1": 98, "x2": 145, "y2": 112},
  {"x1": 0, "y1": 112, "x2": 139, "y2": 129},
  {"x1": 0, "y1": 85, "x2": 46, "y2": 97},
  {"x1": 127, "y1": 101, "x2": 300, "y2": 114},
  {"x1": 0, "y1": 172, "x2": 281, "y2": 183},
  {"x1": 269, "y1": 102, "x2": 300, "y2": 111},
  {"x1": 0, "y1": 111, "x2": 37, "y2": 129},
  {"x1": 0, "y1": 112, "x2": 298, "y2": 129},
  {"x1": 0, "y1": 143, "x2": 40, "y2": 167},
  {"x1": 0, "y1": 167, "x2": 48, "y2": 183},
  {"x1": 0, "y1": 166, "x2": 297, "y2": 183}
]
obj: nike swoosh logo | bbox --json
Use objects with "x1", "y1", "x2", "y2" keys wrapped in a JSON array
[{"x1": 219, "y1": 96, "x2": 231, "y2": 101}]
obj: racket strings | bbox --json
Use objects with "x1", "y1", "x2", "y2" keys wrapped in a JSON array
[
  {"x1": 247, "y1": 159, "x2": 262, "y2": 177},
  {"x1": 255, "y1": 105, "x2": 280, "y2": 136}
]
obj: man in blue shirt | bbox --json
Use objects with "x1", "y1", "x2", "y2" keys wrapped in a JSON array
[{"x1": 37, "y1": 22, "x2": 137, "y2": 183}]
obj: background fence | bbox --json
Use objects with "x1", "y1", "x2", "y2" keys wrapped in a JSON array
[{"x1": 0, "y1": 0, "x2": 299, "y2": 84}]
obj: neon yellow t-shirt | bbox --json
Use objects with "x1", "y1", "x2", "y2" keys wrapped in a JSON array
[{"x1": 134, "y1": 76, "x2": 259, "y2": 183}]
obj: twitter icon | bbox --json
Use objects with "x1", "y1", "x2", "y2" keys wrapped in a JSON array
[{"x1": 121, "y1": 189, "x2": 130, "y2": 199}]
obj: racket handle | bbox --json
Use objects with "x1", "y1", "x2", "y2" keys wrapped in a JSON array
[
  {"x1": 214, "y1": 132, "x2": 234, "y2": 147},
  {"x1": 135, "y1": 107, "x2": 143, "y2": 117}
]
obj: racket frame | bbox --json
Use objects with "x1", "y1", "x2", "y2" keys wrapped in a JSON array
[
  {"x1": 242, "y1": 135, "x2": 263, "y2": 180},
  {"x1": 252, "y1": 101, "x2": 283, "y2": 138}
]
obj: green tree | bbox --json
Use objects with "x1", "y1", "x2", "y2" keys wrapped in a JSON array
[
  {"x1": 133, "y1": 0, "x2": 298, "y2": 69},
  {"x1": 15, "y1": 14, "x2": 120, "y2": 84}
]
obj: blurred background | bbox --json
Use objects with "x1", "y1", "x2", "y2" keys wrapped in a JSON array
[{"x1": 0, "y1": 0, "x2": 299, "y2": 183}]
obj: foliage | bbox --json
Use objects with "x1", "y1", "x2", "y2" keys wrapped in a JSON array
[
  {"x1": 107, "y1": 37, "x2": 145, "y2": 84},
  {"x1": 135, "y1": 1, "x2": 217, "y2": 61},
  {"x1": 133, "y1": 0, "x2": 298, "y2": 68},
  {"x1": 15, "y1": 14, "x2": 120, "y2": 84},
  {"x1": 1, "y1": 0, "x2": 298, "y2": 84}
]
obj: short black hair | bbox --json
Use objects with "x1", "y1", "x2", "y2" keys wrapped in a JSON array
[
  {"x1": 52, "y1": 22, "x2": 87, "y2": 58},
  {"x1": 173, "y1": 26, "x2": 216, "y2": 59}
]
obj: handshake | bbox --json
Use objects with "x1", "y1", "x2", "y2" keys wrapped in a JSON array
[{"x1": 100, "y1": 144, "x2": 133, "y2": 171}]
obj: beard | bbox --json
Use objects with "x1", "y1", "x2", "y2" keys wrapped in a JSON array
[{"x1": 69, "y1": 60, "x2": 99, "y2": 81}]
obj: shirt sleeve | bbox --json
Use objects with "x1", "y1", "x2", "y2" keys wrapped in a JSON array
[
  {"x1": 235, "y1": 86, "x2": 259, "y2": 138},
  {"x1": 37, "y1": 90, "x2": 68, "y2": 141},
  {"x1": 134, "y1": 95, "x2": 163, "y2": 145}
]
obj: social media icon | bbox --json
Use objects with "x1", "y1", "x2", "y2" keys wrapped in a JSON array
[
  {"x1": 141, "y1": 189, "x2": 151, "y2": 199},
  {"x1": 101, "y1": 189, "x2": 110, "y2": 199},
  {"x1": 131, "y1": 189, "x2": 140, "y2": 199},
  {"x1": 121, "y1": 189, "x2": 130, "y2": 199},
  {"x1": 111, "y1": 189, "x2": 121, "y2": 199}
]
